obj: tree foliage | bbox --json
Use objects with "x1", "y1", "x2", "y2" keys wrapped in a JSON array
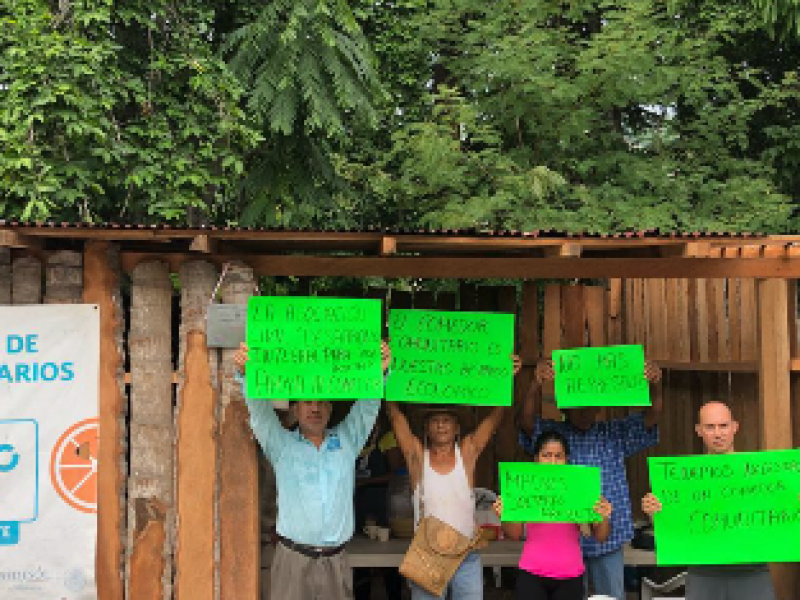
[
  {"x1": 0, "y1": 0, "x2": 261, "y2": 222},
  {"x1": 1, "y1": 0, "x2": 799, "y2": 232}
]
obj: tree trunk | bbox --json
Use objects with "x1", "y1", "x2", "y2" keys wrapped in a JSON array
[
  {"x1": 175, "y1": 261, "x2": 218, "y2": 600},
  {"x1": 83, "y1": 241, "x2": 127, "y2": 600},
  {"x1": 127, "y1": 261, "x2": 174, "y2": 600},
  {"x1": 218, "y1": 263, "x2": 260, "y2": 600}
]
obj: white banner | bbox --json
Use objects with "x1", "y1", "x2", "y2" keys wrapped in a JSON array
[{"x1": 0, "y1": 305, "x2": 99, "y2": 599}]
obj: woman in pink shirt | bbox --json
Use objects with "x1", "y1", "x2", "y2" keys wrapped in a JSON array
[{"x1": 493, "y1": 430, "x2": 612, "y2": 600}]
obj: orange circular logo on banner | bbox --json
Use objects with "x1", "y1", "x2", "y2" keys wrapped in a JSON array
[{"x1": 50, "y1": 418, "x2": 99, "y2": 514}]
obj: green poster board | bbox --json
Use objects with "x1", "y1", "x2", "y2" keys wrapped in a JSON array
[
  {"x1": 386, "y1": 309, "x2": 515, "y2": 406},
  {"x1": 553, "y1": 344, "x2": 649, "y2": 408},
  {"x1": 499, "y1": 462, "x2": 602, "y2": 523},
  {"x1": 648, "y1": 450, "x2": 800, "y2": 565},
  {"x1": 245, "y1": 296, "x2": 383, "y2": 399}
]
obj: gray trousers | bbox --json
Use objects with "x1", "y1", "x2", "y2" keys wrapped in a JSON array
[
  {"x1": 686, "y1": 567, "x2": 776, "y2": 600},
  {"x1": 271, "y1": 541, "x2": 353, "y2": 600}
]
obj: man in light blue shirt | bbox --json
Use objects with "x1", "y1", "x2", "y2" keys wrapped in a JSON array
[{"x1": 235, "y1": 341, "x2": 391, "y2": 600}]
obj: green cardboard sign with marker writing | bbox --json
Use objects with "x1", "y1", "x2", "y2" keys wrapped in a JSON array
[
  {"x1": 648, "y1": 450, "x2": 800, "y2": 565},
  {"x1": 246, "y1": 296, "x2": 383, "y2": 399},
  {"x1": 499, "y1": 462, "x2": 602, "y2": 523},
  {"x1": 553, "y1": 344, "x2": 649, "y2": 408},
  {"x1": 386, "y1": 309, "x2": 515, "y2": 406}
]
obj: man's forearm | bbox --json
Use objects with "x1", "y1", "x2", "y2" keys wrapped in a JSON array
[
  {"x1": 644, "y1": 381, "x2": 663, "y2": 429},
  {"x1": 520, "y1": 380, "x2": 540, "y2": 434}
]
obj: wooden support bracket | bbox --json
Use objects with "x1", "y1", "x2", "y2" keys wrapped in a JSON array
[
  {"x1": 380, "y1": 236, "x2": 398, "y2": 256},
  {"x1": 543, "y1": 243, "x2": 582, "y2": 257},
  {"x1": 189, "y1": 234, "x2": 217, "y2": 254}
]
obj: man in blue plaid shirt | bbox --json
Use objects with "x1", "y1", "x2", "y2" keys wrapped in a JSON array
[{"x1": 520, "y1": 359, "x2": 662, "y2": 600}]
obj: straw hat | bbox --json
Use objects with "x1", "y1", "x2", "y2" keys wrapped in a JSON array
[{"x1": 409, "y1": 404, "x2": 477, "y2": 437}]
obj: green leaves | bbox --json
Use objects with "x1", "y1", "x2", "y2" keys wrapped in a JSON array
[
  {"x1": 0, "y1": 0, "x2": 259, "y2": 223},
  {"x1": 1, "y1": 0, "x2": 798, "y2": 233}
]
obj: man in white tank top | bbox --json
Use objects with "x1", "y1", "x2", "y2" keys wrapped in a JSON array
[{"x1": 386, "y1": 355, "x2": 521, "y2": 600}]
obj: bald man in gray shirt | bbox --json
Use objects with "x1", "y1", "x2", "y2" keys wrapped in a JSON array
[{"x1": 642, "y1": 401, "x2": 775, "y2": 600}]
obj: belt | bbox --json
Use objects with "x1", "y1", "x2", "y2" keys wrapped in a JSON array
[{"x1": 277, "y1": 535, "x2": 346, "y2": 559}]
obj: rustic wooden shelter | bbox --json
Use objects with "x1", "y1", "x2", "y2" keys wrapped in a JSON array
[{"x1": 1, "y1": 221, "x2": 800, "y2": 600}]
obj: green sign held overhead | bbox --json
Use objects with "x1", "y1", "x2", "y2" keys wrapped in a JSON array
[
  {"x1": 648, "y1": 450, "x2": 800, "y2": 565},
  {"x1": 246, "y1": 296, "x2": 383, "y2": 399},
  {"x1": 553, "y1": 344, "x2": 649, "y2": 408},
  {"x1": 386, "y1": 309, "x2": 515, "y2": 406},
  {"x1": 499, "y1": 462, "x2": 602, "y2": 523}
]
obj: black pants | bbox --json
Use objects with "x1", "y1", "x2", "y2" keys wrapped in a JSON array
[
  {"x1": 354, "y1": 567, "x2": 403, "y2": 600},
  {"x1": 515, "y1": 569, "x2": 584, "y2": 600}
]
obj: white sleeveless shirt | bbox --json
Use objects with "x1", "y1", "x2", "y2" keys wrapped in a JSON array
[{"x1": 413, "y1": 446, "x2": 475, "y2": 538}]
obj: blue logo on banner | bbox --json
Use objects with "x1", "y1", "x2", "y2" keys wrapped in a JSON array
[
  {"x1": 0, "y1": 444, "x2": 20, "y2": 472},
  {"x1": 0, "y1": 522, "x2": 20, "y2": 545}
]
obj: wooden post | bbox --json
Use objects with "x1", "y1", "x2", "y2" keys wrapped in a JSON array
[
  {"x1": 12, "y1": 255, "x2": 42, "y2": 304},
  {"x1": 45, "y1": 250, "x2": 83, "y2": 303},
  {"x1": 83, "y1": 241, "x2": 126, "y2": 600},
  {"x1": 758, "y1": 278, "x2": 792, "y2": 449},
  {"x1": 175, "y1": 261, "x2": 218, "y2": 600},
  {"x1": 127, "y1": 261, "x2": 174, "y2": 600},
  {"x1": 218, "y1": 263, "x2": 259, "y2": 600},
  {"x1": 0, "y1": 247, "x2": 10, "y2": 304},
  {"x1": 508, "y1": 281, "x2": 538, "y2": 461},
  {"x1": 757, "y1": 278, "x2": 796, "y2": 600}
]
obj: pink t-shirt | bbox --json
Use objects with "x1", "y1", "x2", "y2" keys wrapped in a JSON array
[{"x1": 518, "y1": 522, "x2": 585, "y2": 579}]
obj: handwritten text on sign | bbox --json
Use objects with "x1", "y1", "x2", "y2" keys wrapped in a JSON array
[
  {"x1": 499, "y1": 462, "x2": 601, "y2": 523},
  {"x1": 648, "y1": 450, "x2": 800, "y2": 565},
  {"x1": 246, "y1": 297, "x2": 383, "y2": 399},
  {"x1": 386, "y1": 309, "x2": 514, "y2": 405},
  {"x1": 553, "y1": 345, "x2": 649, "y2": 408}
]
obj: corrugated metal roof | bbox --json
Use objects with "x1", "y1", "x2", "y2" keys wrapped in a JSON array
[{"x1": 0, "y1": 219, "x2": 768, "y2": 239}]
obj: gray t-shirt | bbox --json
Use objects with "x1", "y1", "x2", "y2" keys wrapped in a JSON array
[{"x1": 688, "y1": 564, "x2": 769, "y2": 577}]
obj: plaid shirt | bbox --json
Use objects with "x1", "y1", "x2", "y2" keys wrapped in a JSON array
[{"x1": 519, "y1": 413, "x2": 658, "y2": 557}]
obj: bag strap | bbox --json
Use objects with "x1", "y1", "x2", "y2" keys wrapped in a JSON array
[
  {"x1": 209, "y1": 262, "x2": 261, "y2": 305},
  {"x1": 419, "y1": 440, "x2": 427, "y2": 519}
]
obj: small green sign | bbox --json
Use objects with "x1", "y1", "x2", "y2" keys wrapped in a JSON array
[
  {"x1": 386, "y1": 309, "x2": 515, "y2": 406},
  {"x1": 553, "y1": 344, "x2": 649, "y2": 408},
  {"x1": 648, "y1": 450, "x2": 800, "y2": 565},
  {"x1": 499, "y1": 462, "x2": 602, "y2": 523},
  {"x1": 245, "y1": 296, "x2": 383, "y2": 399}
]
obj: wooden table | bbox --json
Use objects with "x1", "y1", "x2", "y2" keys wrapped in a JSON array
[{"x1": 346, "y1": 536, "x2": 657, "y2": 568}]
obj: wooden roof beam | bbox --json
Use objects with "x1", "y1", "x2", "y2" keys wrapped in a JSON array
[
  {"x1": 0, "y1": 229, "x2": 44, "y2": 250},
  {"x1": 380, "y1": 236, "x2": 397, "y2": 256},
  {"x1": 119, "y1": 252, "x2": 800, "y2": 279}
]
